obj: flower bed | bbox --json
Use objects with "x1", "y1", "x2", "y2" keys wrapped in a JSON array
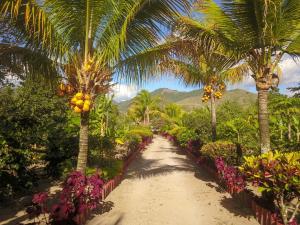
[
  {"x1": 27, "y1": 136, "x2": 153, "y2": 225},
  {"x1": 161, "y1": 133, "x2": 299, "y2": 225}
]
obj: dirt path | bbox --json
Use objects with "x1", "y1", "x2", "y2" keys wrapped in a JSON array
[{"x1": 88, "y1": 135, "x2": 258, "y2": 225}]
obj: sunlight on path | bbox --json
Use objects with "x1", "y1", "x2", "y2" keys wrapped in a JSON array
[{"x1": 88, "y1": 135, "x2": 258, "y2": 225}]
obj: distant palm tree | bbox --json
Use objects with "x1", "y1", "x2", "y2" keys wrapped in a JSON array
[
  {"x1": 168, "y1": 0, "x2": 300, "y2": 152},
  {"x1": 129, "y1": 90, "x2": 159, "y2": 125},
  {"x1": 0, "y1": 0, "x2": 190, "y2": 172}
]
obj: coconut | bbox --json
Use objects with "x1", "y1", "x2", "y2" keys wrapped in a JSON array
[
  {"x1": 59, "y1": 83, "x2": 66, "y2": 91},
  {"x1": 71, "y1": 97, "x2": 78, "y2": 105},
  {"x1": 75, "y1": 92, "x2": 84, "y2": 99},
  {"x1": 74, "y1": 106, "x2": 82, "y2": 113},
  {"x1": 76, "y1": 100, "x2": 84, "y2": 107},
  {"x1": 82, "y1": 104, "x2": 90, "y2": 112}
]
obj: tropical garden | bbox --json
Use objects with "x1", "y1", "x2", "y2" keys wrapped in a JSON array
[{"x1": 0, "y1": 0, "x2": 300, "y2": 225}]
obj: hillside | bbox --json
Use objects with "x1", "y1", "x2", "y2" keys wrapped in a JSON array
[{"x1": 117, "y1": 88, "x2": 257, "y2": 112}]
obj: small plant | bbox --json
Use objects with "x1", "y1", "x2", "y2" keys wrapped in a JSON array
[
  {"x1": 26, "y1": 192, "x2": 50, "y2": 224},
  {"x1": 240, "y1": 151, "x2": 300, "y2": 225},
  {"x1": 201, "y1": 141, "x2": 244, "y2": 166},
  {"x1": 26, "y1": 171, "x2": 104, "y2": 224},
  {"x1": 215, "y1": 157, "x2": 245, "y2": 193}
]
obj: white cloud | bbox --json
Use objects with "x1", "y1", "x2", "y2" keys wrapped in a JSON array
[
  {"x1": 279, "y1": 57, "x2": 300, "y2": 85},
  {"x1": 111, "y1": 84, "x2": 139, "y2": 102}
]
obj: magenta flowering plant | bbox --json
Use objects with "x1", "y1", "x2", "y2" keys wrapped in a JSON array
[
  {"x1": 26, "y1": 171, "x2": 104, "y2": 224},
  {"x1": 26, "y1": 192, "x2": 50, "y2": 224},
  {"x1": 51, "y1": 171, "x2": 104, "y2": 222},
  {"x1": 215, "y1": 157, "x2": 246, "y2": 193},
  {"x1": 32, "y1": 192, "x2": 49, "y2": 205}
]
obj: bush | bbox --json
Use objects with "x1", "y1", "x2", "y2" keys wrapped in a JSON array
[
  {"x1": 26, "y1": 171, "x2": 104, "y2": 224},
  {"x1": 240, "y1": 151, "x2": 300, "y2": 225},
  {"x1": 128, "y1": 126, "x2": 153, "y2": 139},
  {"x1": 201, "y1": 140, "x2": 244, "y2": 166},
  {"x1": 0, "y1": 143, "x2": 37, "y2": 200},
  {"x1": 168, "y1": 126, "x2": 199, "y2": 148},
  {"x1": 215, "y1": 157, "x2": 245, "y2": 193}
]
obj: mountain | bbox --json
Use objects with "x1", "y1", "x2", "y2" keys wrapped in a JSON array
[{"x1": 117, "y1": 88, "x2": 257, "y2": 112}]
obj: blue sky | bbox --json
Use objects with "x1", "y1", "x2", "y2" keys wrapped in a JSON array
[{"x1": 113, "y1": 56, "x2": 300, "y2": 102}]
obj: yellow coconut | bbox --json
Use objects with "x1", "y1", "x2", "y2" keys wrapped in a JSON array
[
  {"x1": 76, "y1": 100, "x2": 84, "y2": 107},
  {"x1": 75, "y1": 92, "x2": 84, "y2": 99},
  {"x1": 74, "y1": 106, "x2": 82, "y2": 113},
  {"x1": 82, "y1": 104, "x2": 90, "y2": 112},
  {"x1": 59, "y1": 83, "x2": 66, "y2": 91},
  {"x1": 84, "y1": 100, "x2": 91, "y2": 105},
  {"x1": 71, "y1": 97, "x2": 78, "y2": 105}
]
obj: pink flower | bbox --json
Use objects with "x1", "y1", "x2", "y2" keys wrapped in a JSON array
[{"x1": 32, "y1": 192, "x2": 48, "y2": 205}]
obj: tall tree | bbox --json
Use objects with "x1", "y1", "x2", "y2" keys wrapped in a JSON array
[
  {"x1": 1, "y1": 0, "x2": 190, "y2": 172},
  {"x1": 171, "y1": 0, "x2": 300, "y2": 152}
]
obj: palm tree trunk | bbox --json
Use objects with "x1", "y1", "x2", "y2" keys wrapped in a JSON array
[
  {"x1": 257, "y1": 89, "x2": 270, "y2": 153},
  {"x1": 146, "y1": 106, "x2": 150, "y2": 125},
  {"x1": 288, "y1": 122, "x2": 292, "y2": 141},
  {"x1": 77, "y1": 112, "x2": 89, "y2": 173},
  {"x1": 210, "y1": 93, "x2": 217, "y2": 141}
]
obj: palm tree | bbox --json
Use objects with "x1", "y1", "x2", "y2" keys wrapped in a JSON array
[
  {"x1": 129, "y1": 90, "x2": 159, "y2": 125},
  {"x1": 157, "y1": 41, "x2": 248, "y2": 141},
  {"x1": 172, "y1": 0, "x2": 300, "y2": 152},
  {"x1": 1, "y1": 0, "x2": 190, "y2": 172}
]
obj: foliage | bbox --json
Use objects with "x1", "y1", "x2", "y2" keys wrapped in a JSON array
[
  {"x1": 128, "y1": 90, "x2": 160, "y2": 125},
  {"x1": 0, "y1": 143, "x2": 36, "y2": 200},
  {"x1": 240, "y1": 151, "x2": 300, "y2": 225},
  {"x1": 269, "y1": 92, "x2": 300, "y2": 150},
  {"x1": 0, "y1": 82, "x2": 76, "y2": 198},
  {"x1": 201, "y1": 140, "x2": 245, "y2": 166},
  {"x1": 182, "y1": 108, "x2": 211, "y2": 143},
  {"x1": 215, "y1": 157, "x2": 245, "y2": 193},
  {"x1": 175, "y1": 127, "x2": 199, "y2": 148},
  {"x1": 27, "y1": 171, "x2": 104, "y2": 224}
]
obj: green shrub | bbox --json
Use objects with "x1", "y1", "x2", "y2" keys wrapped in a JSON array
[
  {"x1": 86, "y1": 159, "x2": 123, "y2": 180},
  {"x1": 0, "y1": 144, "x2": 37, "y2": 200},
  {"x1": 201, "y1": 140, "x2": 244, "y2": 166},
  {"x1": 129, "y1": 126, "x2": 153, "y2": 139},
  {"x1": 240, "y1": 151, "x2": 300, "y2": 225},
  {"x1": 166, "y1": 125, "x2": 199, "y2": 147}
]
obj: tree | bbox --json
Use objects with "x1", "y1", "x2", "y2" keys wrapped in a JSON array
[
  {"x1": 269, "y1": 92, "x2": 300, "y2": 143},
  {"x1": 1, "y1": 0, "x2": 190, "y2": 172},
  {"x1": 160, "y1": 42, "x2": 246, "y2": 141},
  {"x1": 172, "y1": 0, "x2": 300, "y2": 152},
  {"x1": 129, "y1": 90, "x2": 159, "y2": 125}
]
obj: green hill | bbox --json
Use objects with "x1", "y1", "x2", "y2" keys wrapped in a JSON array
[{"x1": 117, "y1": 88, "x2": 257, "y2": 112}]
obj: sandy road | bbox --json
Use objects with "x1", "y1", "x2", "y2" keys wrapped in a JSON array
[{"x1": 88, "y1": 135, "x2": 258, "y2": 225}]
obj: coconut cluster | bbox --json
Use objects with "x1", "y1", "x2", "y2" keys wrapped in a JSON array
[
  {"x1": 70, "y1": 93, "x2": 92, "y2": 113},
  {"x1": 57, "y1": 83, "x2": 92, "y2": 113},
  {"x1": 202, "y1": 83, "x2": 226, "y2": 103},
  {"x1": 57, "y1": 83, "x2": 75, "y2": 96}
]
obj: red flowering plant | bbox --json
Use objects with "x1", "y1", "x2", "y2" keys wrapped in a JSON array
[
  {"x1": 26, "y1": 192, "x2": 50, "y2": 224},
  {"x1": 26, "y1": 171, "x2": 104, "y2": 224},
  {"x1": 239, "y1": 151, "x2": 300, "y2": 225},
  {"x1": 215, "y1": 157, "x2": 246, "y2": 194},
  {"x1": 51, "y1": 171, "x2": 104, "y2": 222}
]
